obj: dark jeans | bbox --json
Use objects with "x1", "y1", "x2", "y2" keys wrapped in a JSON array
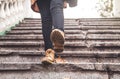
[{"x1": 37, "y1": 0, "x2": 64, "y2": 51}]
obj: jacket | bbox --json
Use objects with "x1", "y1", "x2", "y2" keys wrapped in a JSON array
[
  {"x1": 31, "y1": 0, "x2": 78, "y2": 13},
  {"x1": 66, "y1": 0, "x2": 78, "y2": 7}
]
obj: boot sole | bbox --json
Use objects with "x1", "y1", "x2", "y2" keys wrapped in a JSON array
[
  {"x1": 50, "y1": 29, "x2": 64, "y2": 52},
  {"x1": 42, "y1": 60, "x2": 53, "y2": 65}
]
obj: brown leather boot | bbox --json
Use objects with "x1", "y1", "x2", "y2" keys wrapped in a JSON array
[
  {"x1": 41, "y1": 49, "x2": 55, "y2": 65},
  {"x1": 50, "y1": 29, "x2": 65, "y2": 52}
]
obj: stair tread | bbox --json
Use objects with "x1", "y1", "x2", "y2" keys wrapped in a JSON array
[
  {"x1": 0, "y1": 50, "x2": 119, "y2": 58},
  {"x1": 87, "y1": 34, "x2": 120, "y2": 39},
  {"x1": 0, "y1": 62, "x2": 120, "y2": 72},
  {"x1": 79, "y1": 18, "x2": 120, "y2": 21},
  {"x1": 80, "y1": 25, "x2": 120, "y2": 29},
  {"x1": 80, "y1": 21, "x2": 120, "y2": 26},
  {"x1": 7, "y1": 30, "x2": 81, "y2": 34},
  {"x1": 88, "y1": 29, "x2": 120, "y2": 34},
  {"x1": 12, "y1": 26, "x2": 80, "y2": 30},
  {"x1": 0, "y1": 34, "x2": 84, "y2": 40},
  {"x1": 1, "y1": 18, "x2": 120, "y2": 60},
  {"x1": 0, "y1": 41, "x2": 86, "y2": 47},
  {"x1": 0, "y1": 40, "x2": 120, "y2": 47},
  {"x1": 1, "y1": 34, "x2": 120, "y2": 40},
  {"x1": 0, "y1": 18, "x2": 120, "y2": 78}
]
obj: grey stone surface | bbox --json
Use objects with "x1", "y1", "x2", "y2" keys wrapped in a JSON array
[
  {"x1": 87, "y1": 34, "x2": 120, "y2": 39},
  {"x1": 0, "y1": 63, "x2": 93, "y2": 71},
  {"x1": 0, "y1": 63, "x2": 120, "y2": 72},
  {"x1": 80, "y1": 21, "x2": 120, "y2": 26},
  {"x1": 0, "y1": 18, "x2": 120, "y2": 79},
  {"x1": 94, "y1": 63, "x2": 120, "y2": 72},
  {"x1": 94, "y1": 63, "x2": 105, "y2": 71},
  {"x1": 0, "y1": 50, "x2": 13, "y2": 55},
  {"x1": 64, "y1": 57, "x2": 96, "y2": 64},
  {"x1": 88, "y1": 30, "x2": 120, "y2": 34},
  {"x1": 0, "y1": 41, "x2": 43, "y2": 46},
  {"x1": 1, "y1": 49, "x2": 119, "y2": 58},
  {"x1": 79, "y1": 18, "x2": 120, "y2": 21},
  {"x1": 111, "y1": 74, "x2": 120, "y2": 79},
  {"x1": 8, "y1": 30, "x2": 81, "y2": 34},
  {"x1": 80, "y1": 25, "x2": 120, "y2": 30},
  {"x1": 8, "y1": 30, "x2": 43, "y2": 34},
  {"x1": 87, "y1": 40, "x2": 120, "y2": 47},
  {"x1": 0, "y1": 63, "x2": 31, "y2": 70},
  {"x1": 94, "y1": 51, "x2": 119, "y2": 58},
  {"x1": 0, "y1": 35, "x2": 43, "y2": 40},
  {"x1": 0, "y1": 56, "x2": 42, "y2": 62},
  {"x1": 0, "y1": 41, "x2": 87, "y2": 47},
  {"x1": 108, "y1": 64, "x2": 120, "y2": 72},
  {"x1": 12, "y1": 26, "x2": 80, "y2": 30},
  {"x1": 0, "y1": 71, "x2": 108, "y2": 79},
  {"x1": 0, "y1": 34, "x2": 84, "y2": 40},
  {"x1": 98, "y1": 58, "x2": 120, "y2": 63}
]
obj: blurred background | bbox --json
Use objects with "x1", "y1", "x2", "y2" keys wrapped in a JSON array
[
  {"x1": 30, "y1": 0, "x2": 119, "y2": 18},
  {"x1": 0, "y1": 0, "x2": 120, "y2": 34}
]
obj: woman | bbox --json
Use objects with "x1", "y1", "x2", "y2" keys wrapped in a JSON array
[
  {"x1": 31, "y1": 0, "x2": 78, "y2": 64},
  {"x1": 36, "y1": 0, "x2": 65, "y2": 64}
]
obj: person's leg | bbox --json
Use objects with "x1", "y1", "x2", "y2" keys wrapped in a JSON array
[
  {"x1": 37, "y1": 0, "x2": 55, "y2": 64},
  {"x1": 50, "y1": 0, "x2": 65, "y2": 52},
  {"x1": 37, "y1": 0, "x2": 53, "y2": 51},
  {"x1": 50, "y1": 0, "x2": 64, "y2": 31}
]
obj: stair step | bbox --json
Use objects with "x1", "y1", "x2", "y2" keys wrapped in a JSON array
[
  {"x1": 0, "y1": 41, "x2": 86, "y2": 47},
  {"x1": 0, "y1": 34, "x2": 84, "y2": 40},
  {"x1": 0, "y1": 18, "x2": 120, "y2": 79},
  {"x1": 79, "y1": 18, "x2": 120, "y2": 21},
  {"x1": 0, "y1": 63, "x2": 31, "y2": 71},
  {"x1": 0, "y1": 40, "x2": 120, "y2": 48},
  {"x1": 24, "y1": 18, "x2": 78, "y2": 21},
  {"x1": 18, "y1": 23, "x2": 79, "y2": 26},
  {"x1": 88, "y1": 30, "x2": 120, "y2": 34},
  {"x1": 0, "y1": 47, "x2": 40, "y2": 51},
  {"x1": 86, "y1": 40, "x2": 120, "y2": 47},
  {"x1": 6, "y1": 30, "x2": 81, "y2": 34},
  {"x1": 87, "y1": 34, "x2": 120, "y2": 39},
  {"x1": 0, "y1": 69, "x2": 110, "y2": 79},
  {"x1": 0, "y1": 63, "x2": 120, "y2": 72},
  {"x1": 0, "y1": 54, "x2": 119, "y2": 63},
  {"x1": 80, "y1": 21, "x2": 120, "y2": 26},
  {"x1": 80, "y1": 25, "x2": 120, "y2": 30},
  {"x1": 17, "y1": 24, "x2": 79, "y2": 27},
  {"x1": 12, "y1": 26, "x2": 80, "y2": 30},
  {"x1": 23, "y1": 19, "x2": 78, "y2": 22},
  {"x1": 0, "y1": 35, "x2": 43, "y2": 40},
  {"x1": 21, "y1": 21, "x2": 78, "y2": 24},
  {"x1": 0, "y1": 50, "x2": 119, "y2": 58},
  {"x1": 0, "y1": 41, "x2": 42, "y2": 47},
  {"x1": 24, "y1": 18, "x2": 120, "y2": 21},
  {"x1": 1, "y1": 34, "x2": 119, "y2": 40}
]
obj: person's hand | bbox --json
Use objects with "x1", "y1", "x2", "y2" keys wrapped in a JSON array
[{"x1": 63, "y1": 1, "x2": 67, "y2": 8}]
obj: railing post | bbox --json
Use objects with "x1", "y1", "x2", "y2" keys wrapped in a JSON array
[
  {"x1": 0, "y1": 0, "x2": 29, "y2": 35},
  {"x1": 0, "y1": 0, "x2": 6, "y2": 35}
]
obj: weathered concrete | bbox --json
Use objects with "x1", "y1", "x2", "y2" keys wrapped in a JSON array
[
  {"x1": 0, "y1": 71, "x2": 109, "y2": 79},
  {"x1": 0, "y1": 18, "x2": 120, "y2": 79},
  {"x1": 111, "y1": 74, "x2": 120, "y2": 79}
]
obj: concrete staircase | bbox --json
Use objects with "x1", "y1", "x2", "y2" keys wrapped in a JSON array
[{"x1": 0, "y1": 18, "x2": 120, "y2": 79}]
